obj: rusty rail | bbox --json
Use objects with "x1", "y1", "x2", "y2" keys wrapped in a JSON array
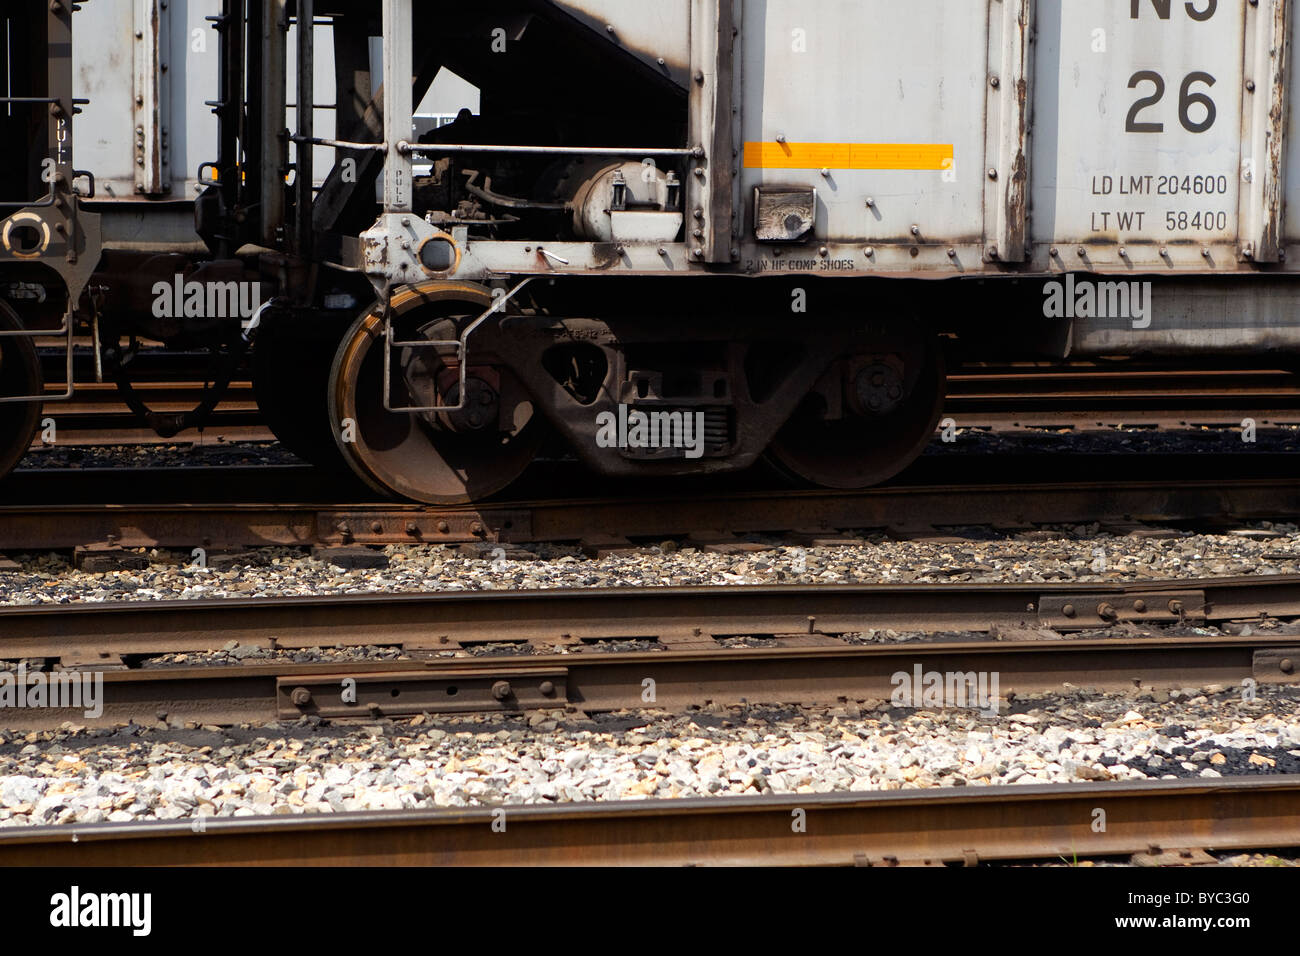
[
  {"x1": 2, "y1": 574, "x2": 1298, "y2": 656},
  {"x1": 0, "y1": 475, "x2": 1297, "y2": 549},
  {"x1": 23, "y1": 631, "x2": 1300, "y2": 728},
  {"x1": 18, "y1": 363, "x2": 1300, "y2": 448},
  {"x1": 0, "y1": 576, "x2": 1296, "y2": 727},
  {"x1": 2, "y1": 776, "x2": 1297, "y2": 866}
]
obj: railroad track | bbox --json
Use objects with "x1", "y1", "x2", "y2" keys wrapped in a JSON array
[
  {"x1": 2, "y1": 776, "x2": 1296, "y2": 866},
  {"x1": 0, "y1": 576, "x2": 1296, "y2": 727},
  {"x1": 947, "y1": 364, "x2": 1300, "y2": 429},
  {"x1": 33, "y1": 381, "x2": 270, "y2": 446},
  {"x1": 0, "y1": 471, "x2": 1296, "y2": 551},
  {"x1": 25, "y1": 362, "x2": 1300, "y2": 448}
]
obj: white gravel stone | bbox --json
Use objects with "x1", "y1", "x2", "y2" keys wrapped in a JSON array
[{"x1": 0, "y1": 684, "x2": 1291, "y2": 827}]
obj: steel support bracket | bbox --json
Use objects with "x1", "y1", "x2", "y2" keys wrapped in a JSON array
[
  {"x1": 1130, "y1": 846, "x2": 1218, "y2": 867},
  {"x1": 319, "y1": 509, "x2": 532, "y2": 546},
  {"x1": 277, "y1": 668, "x2": 568, "y2": 719},
  {"x1": 1252, "y1": 647, "x2": 1300, "y2": 684},
  {"x1": 1038, "y1": 590, "x2": 1206, "y2": 629}
]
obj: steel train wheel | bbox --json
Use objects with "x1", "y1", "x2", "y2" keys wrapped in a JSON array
[
  {"x1": 0, "y1": 301, "x2": 43, "y2": 482},
  {"x1": 253, "y1": 316, "x2": 352, "y2": 469},
  {"x1": 328, "y1": 282, "x2": 544, "y2": 503},
  {"x1": 766, "y1": 342, "x2": 945, "y2": 489}
]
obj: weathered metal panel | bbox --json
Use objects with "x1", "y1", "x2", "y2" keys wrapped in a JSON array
[
  {"x1": 173, "y1": 0, "x2": 225, "y2": 203},
  {"x1": 1068, "y1": 279, "x2": 1300, "y2": 354},
  {"x1": 983, "y1": 0, "x2": 1034, "y2": 262},
  {"x1": 549, "y1": 0, "x2": 691, "y2": 89},
  {"x1": 133, "y1": 0, "x2": 168, "y2": 196},
  {"x1": 1029, "y1": 1, "x2": 1245, "y2": 270},
  {"x1": 1239, "y1": 0, "x2": 1288, "y2": 260},
  {"x1": 736, "y1": 0, "x2": 988, "y2": 247},
  {"x1": 1271, "y1": 0, "x2": 1300, "y2": 246},
  {"x1": 688, "y1": 0, "x2": 738, "y2": 262},
  {"x1": 74, "y1": 0, "x2": 221, "y2": 202},
  {"x1": 71, "y1": 0, "x2": 139, "y2": 196}
]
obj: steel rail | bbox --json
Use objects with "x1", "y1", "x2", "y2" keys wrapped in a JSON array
[
  {"x1": 0, "y1": 577, "x2": 1297, "y2": 726},
  {"x1": 18, "y1": 363, "x2": 1300, "y2": 446},
  {"x1": 1, "y1": 776, "x2": 1296, "y2": 866},
  {"x1": 0, "y1": 476, "x2": 1297, "y2": 549},
  {"x1": 15, "y1": 630, "x2": 1300, "y2": 728},
  {"x1": 3, "y1": 575, "x2": 1299, "y2": 655}
]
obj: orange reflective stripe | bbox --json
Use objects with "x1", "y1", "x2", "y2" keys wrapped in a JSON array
[{"x1": 742, "y1": 142, "x2": 953, "y2": 171}]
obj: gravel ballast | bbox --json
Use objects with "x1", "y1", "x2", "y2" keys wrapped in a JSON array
[
  {"x1": 0, "y1": 685, "x2": 1295, "y2": 827},
  {"x1": 2, "y1": 522, "x2": 1299, "y2": 605}
]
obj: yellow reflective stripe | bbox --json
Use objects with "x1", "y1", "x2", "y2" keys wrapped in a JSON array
[{"x1": 742, "y1": 142, "x2": 953, "y2": 171}]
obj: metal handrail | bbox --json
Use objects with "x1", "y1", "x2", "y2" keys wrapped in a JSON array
[
  {"x1": 0, "y1": 307, "x2": 73, "y2": 404},
  {"x1": 399, "y1": 141, "x2": 700, "y2": 157}
]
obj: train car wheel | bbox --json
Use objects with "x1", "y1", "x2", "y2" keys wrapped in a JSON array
[
  {"x1": 0, "y1": 301, "x2": 44, "y2": 481},
  {"x1": 253, "y1": 315, "x2": 352, "y2": 469},
  {"x1": 766, "y1": 342, "x2": 945, "y2": 489},
  {"x1": 328, "y1": 282, "x2": 544, "y2": 503}
]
